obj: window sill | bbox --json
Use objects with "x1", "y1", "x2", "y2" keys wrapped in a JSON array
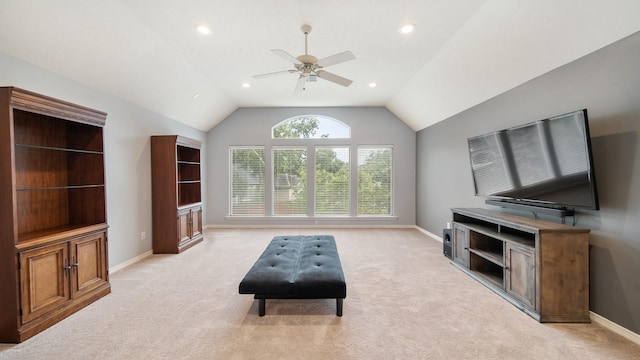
[{"x1": 224, "y1": 215, "x2": 398, "y2": 222}]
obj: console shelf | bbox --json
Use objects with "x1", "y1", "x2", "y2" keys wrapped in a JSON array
[{"x1": 451, "y1": 208, "x2": 590, "y2": 322}]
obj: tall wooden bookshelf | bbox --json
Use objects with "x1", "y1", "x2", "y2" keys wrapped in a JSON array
[
  {"x1": 151, "y1": 135, "x2": 203, "y2": 253},
  {"x1": 0, "y1": 87, "x2": 110, "y2": 343}
]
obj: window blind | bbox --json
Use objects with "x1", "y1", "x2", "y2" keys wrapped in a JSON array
[
  {"x1": 273, "y1": 147, "x2": 307, "y2": 215},
  {"x1": 315, "y1": 147, "x2": 350, "y2": 215},
  {"x1": 230, "y1": 147, "x2": 265, "y2": 215},
  {"x1": 357, "y1": 146, "x2": 392, "y2": 215}
]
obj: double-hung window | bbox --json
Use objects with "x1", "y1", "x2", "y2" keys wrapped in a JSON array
[
  {"x1": 230, "y1": 147, "x2": 265, "y2": 215},
  {"x1": 315, "y1": 147, "x2": 350, "y2": 216},
  {"x1": 273, "y1": 147, "x2": 307, "y2": 215},
  {"x1": 357, "y1": 146, "x2": 393, "y2": 216}
]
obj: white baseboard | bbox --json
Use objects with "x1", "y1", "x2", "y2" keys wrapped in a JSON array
[
  {"x1": 415, "y1": 225, "x2": 443, "y2": 242},
  {"x1": 590, "y1": 311, "x2": 640, "y2": 346},
  {"x1": 204, "y1": 224, "x2": 416, "y2": 229},
  {"x1": 109, "y1": 250, "x2": 153, "y2": 274}
]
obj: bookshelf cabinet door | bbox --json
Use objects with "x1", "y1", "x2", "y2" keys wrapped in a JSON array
[
  {"x1": 177, "y1": 209, "x2": 191, "y2": 245},
  {"x1": 191, "y1": 206, "x2": 202, "y2": 239},
  {"x1": 19, "y1": 243, "x2": 71, "y2": 324},
  {"x1": 71, "y1": 232, "x2": 109, "y2": 299}
]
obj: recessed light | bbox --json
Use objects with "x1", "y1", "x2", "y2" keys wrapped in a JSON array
[
  {"x1": 400, "y1": 23, "x2": 416, "y2": 34},
  {"x1": 369, "y1": 82, "x2": 377, "y2": 88},
  {"x1": 242, "y1": 83, "x2": 251, "y2": 88},
  {"x1": 192, "y1": 93, "x2": 200, "y2": 99},
  {"x1": 195, "y1": 24, "x2": 211, "y2": 35}
]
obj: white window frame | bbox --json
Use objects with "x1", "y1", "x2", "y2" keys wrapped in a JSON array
[
  {"x1": 229, "y1": 146, "x2": 265, "y2": 216},
  {"x1": 357, "y1": 145, "x2": 394, "y2": 216}
]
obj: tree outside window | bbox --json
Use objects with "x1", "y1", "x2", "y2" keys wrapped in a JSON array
[
  {"x1": 230, "y1": 147, "x2": 265, "y2": 215},
  {"x1": 358, "y1": 147, "x2": 392, "y2": 215}
]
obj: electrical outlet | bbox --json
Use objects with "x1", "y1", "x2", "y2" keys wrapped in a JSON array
[{"x1": 141, "y1": 231, "x2": 146, "y2": 240}]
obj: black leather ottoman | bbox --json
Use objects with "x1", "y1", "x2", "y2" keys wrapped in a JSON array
[{"x1": 239, "y1": 235, "x2": 346, "y2": 316}]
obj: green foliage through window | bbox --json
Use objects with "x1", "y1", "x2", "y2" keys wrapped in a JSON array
[
  {"x1": 315, "y1": 147, "x2": 350, "y2": 215},
  {"x1": 230, "y1": 147, "x2": 265, "y2": 215},
  {"x1": 273, "y1": 147, "x2": 307, "y2": 215},
  {"x1": 358, "y1": 147, "x2": 392, "y2": 215},
  {"x1": 273, "y1": 115, "x2": 350, "y2": 139}
]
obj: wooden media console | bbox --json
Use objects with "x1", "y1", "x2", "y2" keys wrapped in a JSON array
[{"x1": 451, "y1": 208, "x2": 590, "y2": 323}]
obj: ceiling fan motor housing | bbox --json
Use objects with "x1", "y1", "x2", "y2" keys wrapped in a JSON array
[{"x1": 296, "y1": 54, "x2": 319, "y2": 65}]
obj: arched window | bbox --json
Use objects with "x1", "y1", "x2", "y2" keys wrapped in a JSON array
[{"x1": 272, "y1": 115, "x2": 350, "y2": 139}]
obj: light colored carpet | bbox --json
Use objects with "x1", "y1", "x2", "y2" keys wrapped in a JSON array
[{"x1": 1, "y1": 228, "x2": 639, "y2": 359}]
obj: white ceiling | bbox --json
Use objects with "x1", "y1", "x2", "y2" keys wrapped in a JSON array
[{"x1": 0, "y1": 1, "x2": 639, "y2": 131}]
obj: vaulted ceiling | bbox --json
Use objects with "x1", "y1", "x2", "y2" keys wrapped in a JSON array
[{"x1": 1, "y1": 1, "x2": 638, "y2": 131}]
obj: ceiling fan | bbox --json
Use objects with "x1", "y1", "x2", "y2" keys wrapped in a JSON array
[{"x1": 253, "y1": 25, "x2": 355, "y2": 93}]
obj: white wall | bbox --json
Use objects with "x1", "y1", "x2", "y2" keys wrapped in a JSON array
[
  {"x1": 0, "y1": 53, "x2": 206, "y2": 268},
  {"x1": 206, "y1": 107, "x2": 416, "y2": 226}
]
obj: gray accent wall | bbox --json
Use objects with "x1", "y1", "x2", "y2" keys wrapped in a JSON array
[
  {"x1": 416, "y1": 32, "x2": 640, "y2": 333},
  {"x1": 206, "y1": 107, "x2": 416, "y2": 226},
  {"x1": 0, "y1": 52, "x2": 206, "y2": 268}
]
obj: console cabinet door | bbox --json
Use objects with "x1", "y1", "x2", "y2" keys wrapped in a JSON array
[
  {"x1": 453, "y1": 223, "x2": 470, "y2": 268},
  {"x1": 505, "y1": 243, "x2": 536, "y2": 308},
  {"x1": 177, "y1": 208, "x2": 191, "y2": 245},
  {"x1": 70, "y1": 232, "x2": 109, "y2": 299},
  {"x1": 19, "y1": 243, "x2": 70, "y2": 325}
]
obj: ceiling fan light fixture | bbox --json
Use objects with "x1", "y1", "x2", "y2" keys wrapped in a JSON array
[
  {"x1": 195, "y1": 24, "x2": 211, "y2": 35},
  {"x1": 400, "y1": 23, "x2": 416, "y2": 34}
]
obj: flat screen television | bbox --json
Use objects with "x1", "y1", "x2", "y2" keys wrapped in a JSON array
[{"x1": 467, "y1": 109, "x2": 599, "y2": 211}]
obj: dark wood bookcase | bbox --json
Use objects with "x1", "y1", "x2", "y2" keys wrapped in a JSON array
[
  {"x1": 0, "y1": 87, "x2": 110, "y2": 343},
  {"x1": 151, "y1": 135, "x2": 203, "y2": 253}
]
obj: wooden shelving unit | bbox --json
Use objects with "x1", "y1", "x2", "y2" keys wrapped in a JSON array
[
  {"x1": 0, "y1": 87, "x2": 110, "y2": 343},
  {"x1": 451, "y1": 207, "x2": 590, "y2": 322},
  {"x1": 151, "y1": 135, "x2": 203, "y2": 254}
]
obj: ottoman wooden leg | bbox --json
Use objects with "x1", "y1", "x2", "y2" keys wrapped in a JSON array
[
  {"x1": 336, "y1": 298, "x2": 343, "y2": 317},
  {"x1": 259, "y1": 299, "x2": 266, "y2": 316}
]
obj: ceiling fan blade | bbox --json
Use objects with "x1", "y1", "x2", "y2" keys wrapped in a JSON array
[
  {"x1": 316, "y1": 70, "x2": 353, "y2": 87},
  {"x1": 317, "y1": 51, "x2": 355, "y2": 68},
  {"x1": 271, "y1": 49, "x2": 303, "y2": 65},
  {"x1": 253, "y1": 70, "x2": 296, "y2": 79},
  {"x1": 294, "y1": 75, "x2": 306, "y2": 94}
]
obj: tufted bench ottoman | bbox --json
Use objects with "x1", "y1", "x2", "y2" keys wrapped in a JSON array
[{"x1": 239, "y1": 235, "x2": 347, "y2": 316}]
